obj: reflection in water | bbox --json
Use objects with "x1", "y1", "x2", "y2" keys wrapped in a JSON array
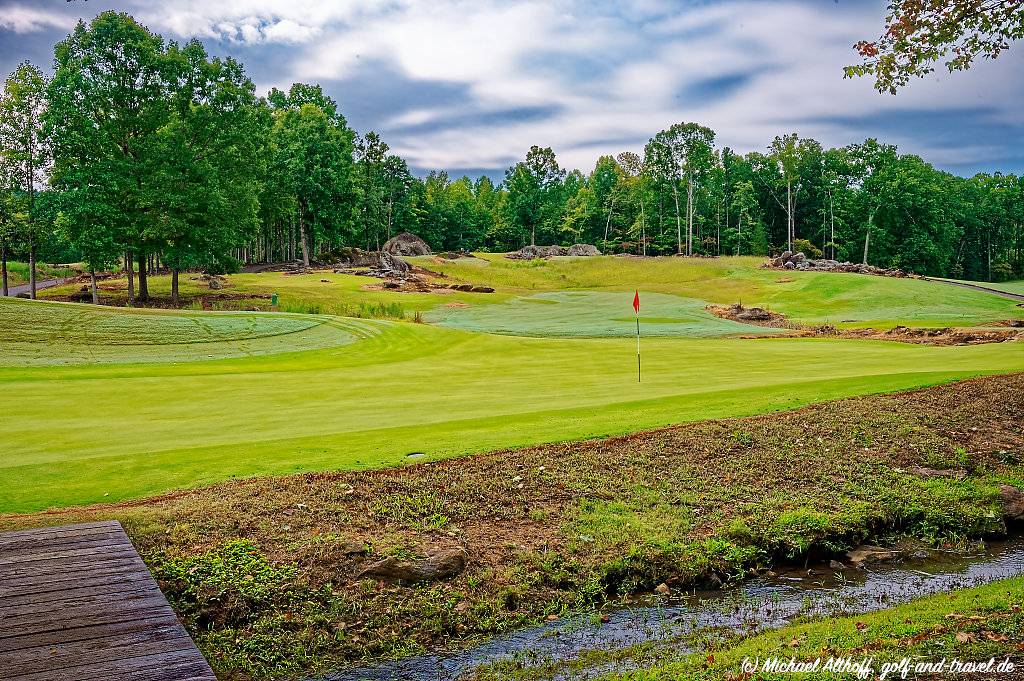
[{"x1": 322, "y1": 538, "x2": 1024, "y2": 681}]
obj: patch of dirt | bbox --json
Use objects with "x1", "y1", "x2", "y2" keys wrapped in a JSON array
[{"x1": 709, "y1": 303, "x2": 1023, "y2": 345}]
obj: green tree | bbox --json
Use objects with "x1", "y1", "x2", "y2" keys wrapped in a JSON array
[
  {"x1": 647, "y1": 122, "x2": 716, "y2": 255},
  {"x1": 0, "y1": 61, "x2": 49, "y2": 299},
  {"x1": 270, "y1": 90, "x2": 357, "y2": 267},
  {"x1": 47, "y1": 12, "x2": 170, "y2": 302}
]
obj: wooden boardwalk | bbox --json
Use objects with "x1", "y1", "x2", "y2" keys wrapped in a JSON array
[{"x1": 0, "y1": 520, "x2": 216, "y2": 680}]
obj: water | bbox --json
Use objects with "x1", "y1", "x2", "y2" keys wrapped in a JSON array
[{"x1": 321, "y1": 538, "x2": 1024, "y2": 681}]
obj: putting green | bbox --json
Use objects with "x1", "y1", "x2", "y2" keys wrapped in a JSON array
[
  {"x1": 417, "y1": 255, "x2": 1024, "y2": 328},
  {"x1": 427, "y1": 291, "x2": 786, "y2": 337},
  {"x1": 1, "y1": 298, "x2": 1022, "y2": 512}
]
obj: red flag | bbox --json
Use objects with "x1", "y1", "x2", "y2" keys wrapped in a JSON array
[{"x1": 632, "y1": 290, "x2": 640, "y2": 314}]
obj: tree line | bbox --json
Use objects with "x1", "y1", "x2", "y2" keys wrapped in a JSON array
[{"x1": 1, "y1": 11, "x2": 1022, "y2": 305}]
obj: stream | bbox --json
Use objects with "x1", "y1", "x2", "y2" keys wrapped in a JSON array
[{"x1": 323, "y1": 538, "x2": 1024, "y2": 681}]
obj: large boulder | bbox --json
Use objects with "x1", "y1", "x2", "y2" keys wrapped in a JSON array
[
  {"x1": 1000, "y1": 485, "x2": 1024, "y2": 522},
  {"x1": 356, "y1": 547, "x2": 468, "y2": 584},
  {"x1": 382, "y1": 232, "x2": 432, "y2": 257},
  {"x1": 567, "y1": 243, "x2": 602, "y2": 257}
]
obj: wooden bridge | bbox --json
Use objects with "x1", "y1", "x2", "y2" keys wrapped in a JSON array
[{"x1": 0, "y1": 520, "x2": 216, "y2": 680}]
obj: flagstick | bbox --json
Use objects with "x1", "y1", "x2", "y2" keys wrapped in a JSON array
[{"x1": 635, "y1": 312, "x2": 641, "y2": 383}]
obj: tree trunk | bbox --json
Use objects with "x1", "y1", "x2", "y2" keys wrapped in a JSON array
[
  {"x1": 786, "y1": 181, "x2": 793, "y2": 252},
  {"x1": 90, "y1": 268, "x2": 98, "y2": 305},
  {"x1": 126, "y1": 251, "x2": 135, "y2": 306},
  {"x1": 672, "y1": 184, "x2": 682, "y2": 255},
  {"x1": 137, "y1": 251, "x2": 149, "y2": 301},
  {"x1": 1, "y1": 240, "x2": 7, "y2": 296},
  {"x1": 298, "y1": 209, "x2": 310, "y2": 268},
  {"x1": 686, "y1": 177, "x2": 695, "y2": 256},
  {"x1": 28, "y1": 238, "x2": 36, "y2": 300},
  {"x1": 737, "y1": 215, "x2": 743, "y2": 256},
  {"x1": 863, "y1": 211, "x2": 873, "y2": 265},
  {"x1": 604, "y1": 194, "x2": 617, "y2": 243},
  {"x1": 171, "y1": 269, "x2": 179, "y2": 307},
  {"x1": 639, "y1": 200, "x2": 646, "y2": 256}
]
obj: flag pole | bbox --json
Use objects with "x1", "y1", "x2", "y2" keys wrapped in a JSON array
[
  {"x1": 636, "y1": 313, "x2": 641, "y2": 383},
  {"x1": 633, "y1": 290, "x2": 641, "y2": 383}
]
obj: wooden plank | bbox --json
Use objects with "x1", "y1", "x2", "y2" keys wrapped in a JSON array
[
  {"x1": 0, "y1": 521, "x2": 215, "y2": 680},
  {"x1": 1, "y1": 571, "x2": 155, "y2": 607},
  {"x1": 1, "y1": 622, "x2": 190, "y2": 674},
  {"x1": 0, "y1": 615, "x2": 172, "y2": 654},
  {"x1": 11, "y1": 648, "x2": 217, "y2": 681},
  {"x1": 0, "y1": 522, "x2": 121, "y2": 547},
  {"x1": 0, "y1": 528, "x2": 125, "y2": 555}
]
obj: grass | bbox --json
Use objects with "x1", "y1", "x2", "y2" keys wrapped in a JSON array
[
  {"x1": 0, "y1": 296, "x2": 364, "y2": 365},
  {"x1": 2, "y1": 374, "x2": 1021, "y2": 680},
  {"x1": 427, "y1": 290, "x2": 785, "y2": 337},
  {"x1": 416, "y1": 255, "x2": 1024, "y2": 328},
  {"x1": 2, "y1": 293, "x2": 1023, "y2": 512},
  {"x1": 3, "y1": 261, "x2": 78, "y2": 287},
  {"x1": 609, "y1": 576, "x2": 1024, "y2": 680}
]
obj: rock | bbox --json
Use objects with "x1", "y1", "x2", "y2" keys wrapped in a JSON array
[
  {"x1": 566, "y1": 243, "x2": 601, "y2": 257},
  {"x1": 791, "y1": 252, "x2": 806, "y2": 264},
  {"x1": 470, "y1": 286, "x2": 494, "y2": 293},
  {"x1": 506, "y1": 244, "x2": 571, "y2": 260},
  {"x1": 654, "y1": 582, "x2": 671, "y2": 596},
  {"x1": 846, "y1": 545, "x2": 900, "y2": 566},
  {"x1": 357, "y1": 547, "x2": 468, "y2": 584},
  {"x1": 378, "y1": 251, "x2": 411, "y2": 276},
  {"x1": 382, "y1": 232, "x2": 432, "y2": 257},
  {"x1": 907, "y1": 465, "x2": 966, "y2": 479},
  {"x1": 784, "y1": 261, "x2": 795, "y2": 269},
  {"x1": 736, "y1": 306, "x2": 773, "y2": 322},
  {"x1": 829, "y1": 559, "x2": 846, "y2": 570},
  {"x1": 209, "y1": 278, "x2": 223, "y2": 290},
  {"x1": 999, "y1": 485, "x2": 1024, "y2": 522},
  {"x1": 15, "y1": 292, "x2": 30, "y2": 299}
]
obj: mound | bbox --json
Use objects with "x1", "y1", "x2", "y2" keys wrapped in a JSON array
[{"x1": 382, "y1": 232, "x2": 432, "y2": 257}]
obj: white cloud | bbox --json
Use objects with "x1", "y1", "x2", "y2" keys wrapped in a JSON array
[
  {"x1": 1, "y1": 0, "x2": 1019, "y2": 172},
  {"x1": 0, "y1": 6, "x2": 76, "y2": 33}
]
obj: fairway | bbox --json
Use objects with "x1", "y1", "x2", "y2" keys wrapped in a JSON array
[{"x1": 1, "y1": 289, "x2": 1022, "y2": 512}]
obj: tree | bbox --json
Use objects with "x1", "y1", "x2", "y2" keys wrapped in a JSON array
[
  {"x1": 154, "y1": 40, "x2": 269, "y2": 305},
  {"x1": 647, "y1": 123, "x2": 716, "y2": 255},
  {"x1": 848, "y1": 0, "x2": 1024, "y2": 93},
  {"x1": 730, "y1": 181, "x2": 760, "y2": 255},
  {"x1": 768, "y1": 134, "x2": 822, "y2": 252},
  {"x1": 47, "y1": 12, "x2": 170, "y2": 302},
  {"x1": 0, "y1": 61, "x2": 49, "y2": 299},
  {"x1": 270, "y1": 88, "x2": 357, "y2": 267}
]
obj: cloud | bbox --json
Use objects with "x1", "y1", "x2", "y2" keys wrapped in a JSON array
[
  {"x1": 0, "y1": 0, "x2": 1020, "y2": 175},
  {"x1": 0, "y1": 5, "x2": 76, "y2": 33}
]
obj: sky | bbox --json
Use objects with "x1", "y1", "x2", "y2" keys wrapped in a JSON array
[{"x1": 1, "y1": 0, "x2": 1022, "y2": 180}]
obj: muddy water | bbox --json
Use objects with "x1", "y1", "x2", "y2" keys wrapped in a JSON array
[{"x1": 322, "y1": 538, "x2": 1024, "y2": 681}]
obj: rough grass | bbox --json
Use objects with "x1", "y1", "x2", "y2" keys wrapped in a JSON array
[
  {"x1": 2, "y1": 374, "x2": 1021, "y2": 680},
  {"x1": 2, "y1": 261, "x2": 77, "y2": 286},
  {"x1": 2, "y1": 293, "x2": 1023, "y2": 511}
]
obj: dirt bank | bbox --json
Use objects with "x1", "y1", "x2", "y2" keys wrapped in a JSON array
[{"x1": 709, "y1": 303, "x2": 1024, "y2": 345}]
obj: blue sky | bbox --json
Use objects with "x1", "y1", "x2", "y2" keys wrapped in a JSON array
[{"x1": 2, "y1": 0, "x2": 1022, "y2": 179}]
